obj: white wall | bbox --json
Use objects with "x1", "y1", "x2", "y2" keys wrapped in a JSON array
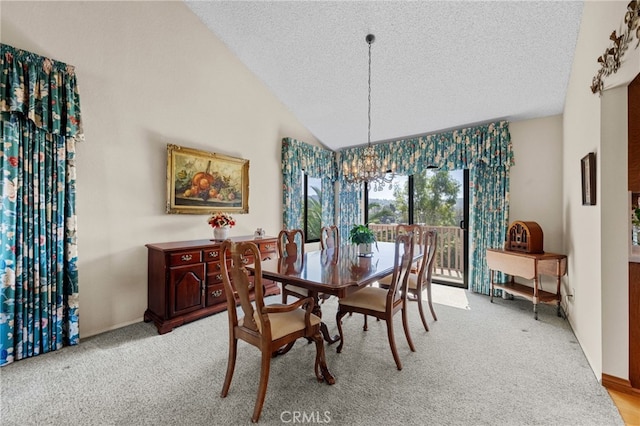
[
  {"x1": 509, "y1": 116, "x2": 565, "y2": 294},
  {"x1": 2, "y1": 1, "x2": 321, "y2": 337},
  {"x1": 563, "y1": 0, "x2": 640, "y2": 380},
  {"x1": 600, "y1": 85, "x2": 629, "y2": 380}
]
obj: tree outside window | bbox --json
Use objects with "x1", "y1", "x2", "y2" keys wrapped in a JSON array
[{"x1": 304, "y1": 174, "x2": 322, "y2": 242}]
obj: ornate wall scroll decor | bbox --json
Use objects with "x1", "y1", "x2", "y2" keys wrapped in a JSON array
[{"x1": 591, "y1": 0, "x2": 639, "y2": 95}]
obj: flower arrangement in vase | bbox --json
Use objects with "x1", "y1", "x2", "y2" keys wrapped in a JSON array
[{"x1": 208, "y1": 212, "x2": 235, "y2": 240}]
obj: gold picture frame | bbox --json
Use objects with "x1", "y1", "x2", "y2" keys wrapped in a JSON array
[{"x1": 166, "y1": 144, "x2": 249, "y2": 214}]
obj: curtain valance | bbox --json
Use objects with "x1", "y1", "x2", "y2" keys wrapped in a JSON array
[
  {"x1": 281, "y1": 138, "x2": 337, "y2": 232},
  {"x1": 282, "y1": 138, "x2": 336, "y2": 180},
  {"x1": 1, "y1": 44, "x2": 83, "y2": 139},
  {"x1": 337, "y1": 120, "x2": 513, "y2": 177}
]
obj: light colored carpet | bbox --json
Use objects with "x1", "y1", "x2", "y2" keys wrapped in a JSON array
[{"x1": 0, "y1": 285, "x2": 624, "y2": 425}]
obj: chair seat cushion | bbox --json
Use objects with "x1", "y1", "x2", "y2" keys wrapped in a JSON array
[
  {"x1": 378, "y1": 272, "x2": 422, "y2": 289},
  {"x1": 378, "y1": 274, "x2": 392, "y2": 286},
  {"x1": 243, "y1": 306, "x2": 321, "y2": 341},
  {"x1": 407, "y1": 274, "x2": 421, "y2": 290},
  {"x1": 284, "y1": 284, "x2": 309, "y2": 297},
  {"x1": 339, "y1": 287, "x2": 387, "y2": 312}
]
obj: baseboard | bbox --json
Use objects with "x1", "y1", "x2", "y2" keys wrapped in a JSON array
[{"x1": 602, "y1": 373, "x2": 640, "y2": 396}]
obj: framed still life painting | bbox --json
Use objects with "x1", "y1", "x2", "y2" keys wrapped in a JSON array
[{"x1": 166, "y1": 144, "x2": 249, "y2": 214}]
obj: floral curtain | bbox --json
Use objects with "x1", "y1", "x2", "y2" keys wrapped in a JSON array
[
  {"x1": 336, "y1": 176, "x2": 362, "y2": 242},
  {"x1": 0, "y1": 44, "x2": 83, "y2": 366},
  {"x1": 336, "y1": 121, "x2": 513, "y2": 294},
  {"x1": 281, "y1": 138, "x2": 336, "y2": 233}
]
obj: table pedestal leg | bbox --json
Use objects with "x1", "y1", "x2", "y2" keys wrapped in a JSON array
[{"x1": 310, "y1": 292, "x2": 340, "y2": 344}]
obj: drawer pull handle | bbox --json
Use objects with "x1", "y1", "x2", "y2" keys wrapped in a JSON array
[
  {"x1": 209, "y1": 252, "x2": 218, "y2": 258},
  {"x1": 241, "y1": 257, "x2": 249, "y2": 264},
  {"x1": 211, "y1": 290, "x2": 223, "y2": 298},
  {"x1": 181, "y1": 254, "x2": 192, "y2": 261},
  {"x1": 216, "y1": 274, "x2": 223, "y2": 281},
  {"x1": 265, "y1": 244, "x2": 273, "y2": 250}
]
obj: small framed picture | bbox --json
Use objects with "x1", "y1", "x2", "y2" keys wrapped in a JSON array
[{"x1": 581, "y1": 152, "x2": 596, "y2": 206}]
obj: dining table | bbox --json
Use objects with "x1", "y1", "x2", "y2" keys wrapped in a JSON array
[{"x1": 248, "y1": 241, "x2": 420, "y2": 345}]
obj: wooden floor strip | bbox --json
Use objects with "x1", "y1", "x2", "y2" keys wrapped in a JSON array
[{"x1": 609, "y1": 389, "x2": 640, "y2": 425}]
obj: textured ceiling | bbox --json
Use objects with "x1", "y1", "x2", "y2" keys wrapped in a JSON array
[{"x1": 185, "y1": 1, "x2": 584, "y2": 151}]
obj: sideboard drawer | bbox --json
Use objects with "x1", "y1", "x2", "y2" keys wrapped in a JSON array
[
  {"x1": 207, "y1": 261, "x2": 223, "y2": 285},
  {"x1": 168, "y1": 250, "x2": 202, "y2": 266},
  {"x1": 206, "y1": 284, "x2": 227, "y2": 307},
  {"x1": 204, "y1": 248, "x2": 221, "y2": 261},
  {"x1": 239, "y1": 252, "x2": 254, "y2": 266},
  {"x1": 258, "y1": 241, "x2": 277, "y2": 254}
]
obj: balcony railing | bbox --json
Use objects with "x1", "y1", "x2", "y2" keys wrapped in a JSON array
[{"x1": 368, "y1": 223, "x2": 464, "y2": 282}]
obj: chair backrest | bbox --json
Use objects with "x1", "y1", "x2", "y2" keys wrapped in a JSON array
[
  {"x1": 220, "y1": 240, "x2": 265, "y2": 333},
  {"x1": 396, "y1": 224, "x2": 420, "y2": 241},
  {"x1": 386, "y1": 231, "x2": 415, "y2": 305},
  {"x1": 320, "y1": 225, "x2": 340, "y2": 249},
  {"x1": 415, "y1": 228, "x2": 437, "y2": 287},
  {"x1": 277, "y1": 229, "x2": 305, "y2": 258}
]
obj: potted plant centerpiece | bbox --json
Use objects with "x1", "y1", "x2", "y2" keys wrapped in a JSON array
[{"x1": 349, "y1": 224, "x2": 378, "y2": 257}]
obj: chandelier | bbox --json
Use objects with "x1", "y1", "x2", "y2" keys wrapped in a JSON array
[{"x1": 342, "y1": 34, "x2": 395, "y2": 192}]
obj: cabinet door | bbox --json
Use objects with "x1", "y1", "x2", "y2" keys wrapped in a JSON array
[{"x1": 169, "y1": 263, "x2": 205, "y2": 317}]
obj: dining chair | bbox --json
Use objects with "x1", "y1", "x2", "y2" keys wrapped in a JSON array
[
  {"x1": 277, "y1": 229, "x2": 309, "y2": 304},
  {"x1": 335, "y1": 232, "x2": 416, "y2": 370},
  {"x1": 319, "y1": 225, "x2": 340, "y2": 304},
  {"x1": 379, "y1": 226, "x2": 438, "y2": 331},
  {"x1": 320, "y1": 225, "x2": 340, "y2": 249},
  {"x1": 219, "y1": 240, "x2": 333, "y2": 423}
]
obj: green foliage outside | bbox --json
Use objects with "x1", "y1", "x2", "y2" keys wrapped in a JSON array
[
  {"x1": 368, "y1": 170, "x2": 461, "y2": 226},
  {"x1": 368, "y1": 200, "x2": 400, "y2": 224},
  {"x1": 410, "y1": 171, "x2": 460, "y2": 226},
  {"x1": 306, "y1": 185, "x2": 322, "y2": 241}
]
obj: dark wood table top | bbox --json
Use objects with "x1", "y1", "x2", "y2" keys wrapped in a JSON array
[{"x1": 255, "y1": 241, "x2": 416, "y2": 299}]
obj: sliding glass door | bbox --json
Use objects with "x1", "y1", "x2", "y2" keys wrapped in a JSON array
[{"x1": 365, "y1": 169, "x2": 468, "y2": 289}]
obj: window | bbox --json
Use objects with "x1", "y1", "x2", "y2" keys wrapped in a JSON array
[
  {"x1": 412, "y1": 169, "x2": 463, "y2": 227},
  {"x1": 365, "y1": 170, "x2": 462, "y2": 227},
  {"x1": 303, "y1": 174, "x2": 322, "y2": 243},
  {"x1": 365, "y1": 174, "x2": 409, "y2": 225}
]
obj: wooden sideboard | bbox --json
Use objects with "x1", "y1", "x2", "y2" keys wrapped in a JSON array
[
  {"x1": 144, "y1": 235, "x2": 280, "y2": 334},
  {"x1": 486, "y1": 248, "x2": 567, "y2": 320}
]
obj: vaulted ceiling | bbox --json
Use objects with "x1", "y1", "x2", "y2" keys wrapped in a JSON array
[{"x1": 185, "y1": 1, "x2": 584, "y2": 151}]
